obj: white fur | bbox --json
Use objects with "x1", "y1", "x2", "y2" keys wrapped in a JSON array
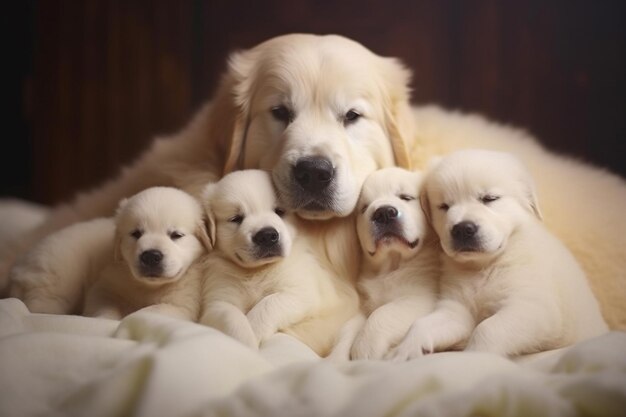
[
  {"x1": 389, "y1": 150, "x2": 608, "y2": 360},
  {"x1": 329, "y1": 168, "x2": 439, "y2": 360},
  {"x1": 9, "y1": 218, "x2": 115, "y2": 314},
  {"x1": 83, "y1": 187, "x2": 210, "y2": 320},
  {"x1": 199, "y1": 170, "x2": 355, "y2": 355}
]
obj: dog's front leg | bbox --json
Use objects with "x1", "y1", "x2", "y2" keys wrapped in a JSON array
[
  {"x1": 351, "y1": 296, "x2": 433, "y2": 360},
  {"x1": 200, "y1": 301, "x2": 258, "y2": 348},
  {"x1": 326, "y1": 313, "x2": 366, "y2": 361},
  {"x1": 465, "y1": 299, "x2": 559, "y2": 356},
  {"x1": 138, "y1": 303, "x2": 195, "y2": 321},
  {"x1": 247, "y1": 292, "x2": 310, "y2": 345},
  {"x1": 387, "y1": 299, "x2": 475, "y2": 361}
]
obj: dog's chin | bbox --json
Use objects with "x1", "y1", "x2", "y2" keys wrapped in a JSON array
[
  {"x1": 446, "y1": 241, "x2": 505, "y2": 264},
  {"x1": 234, "y1": 251, "x2": 284, "y2": 269},
  {"x1": 131, "y1": 266, "x2": 182, "y2": 285},
  {"x1": 367, "y1": 234, "x2": 420, "y2": 258}
]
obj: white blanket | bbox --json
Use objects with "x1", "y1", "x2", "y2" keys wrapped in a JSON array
[{"x1": 1, "y1": 298, "x2": 625, "y2": 417}]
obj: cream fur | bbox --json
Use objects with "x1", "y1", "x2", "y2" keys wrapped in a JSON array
[
  {"x1": 2, "y1": 33, "x2": 624, "y2": 332},
  {"x1": 199, "y1": 170, "x2": 356, "y2": 355},
  {"x1": 389, "y1": 150, "x2": 608, "y2": 360},
  {"x1": 329, "y1": 168, "x2": 439, "y2": 361},
  {"x1": 83, "y1": 187, "x2": 209, "y2": 320}
]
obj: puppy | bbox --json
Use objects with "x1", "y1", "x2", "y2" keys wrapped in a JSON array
[
  {"x1": 389, "y1": 150, "x2": 608, "y2": 360},
  {"x1": 9, "y1": 217, "x2": 115, "y2": 314},
  {"x1": 199, "y1": 170, "x2": 350, "y2": 354},
  {"x1": 83, "y1": 187, "x2": 211, "y2": 320},
  {"x1": 329, "y1": 168, "x2": 439, "y2": 360}
]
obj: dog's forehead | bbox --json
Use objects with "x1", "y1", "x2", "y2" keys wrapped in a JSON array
[
  {"x1": 214, "y1": 171, "x2": 278, "y2": 213},
  {"x1": 362, "y1": 168, "x2": 420, "y2": 200},
  {"x1": 119, "y1": 188, "x2": 201, "y2": 230}
]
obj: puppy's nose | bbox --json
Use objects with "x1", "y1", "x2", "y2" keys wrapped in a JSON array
[
  {"x1": 140, "y1": 249, "x2": 163, "y2": 267},
  {"x1": 451, "y1": 221, "x2": 479, "y2": 241},
  {"x1": 252, "y1": 227, "x2": 280, "y2": 248},
  {"x1": 293, "y1": 157, "x2": 334, "y2": 192},
  {"x1": 372, "y1": 205, "x2": 399, "y2": 224}
]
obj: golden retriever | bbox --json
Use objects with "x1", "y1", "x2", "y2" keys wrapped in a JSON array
[
  {"x1": 329, "y1": 167, "x2": 439, "y2": 361},
  {"x1": 2, "y1": 33, "x2": 625, "y2": 331},
  {"x1": 83, "y1": 187, "x2": 210, "y2": 320},
  {"x1": 388, "y1": 150, "x2": 608, "y2": 360},
  {"x1": 199, "y1": 170, "x2": 356, "y2": 354}
]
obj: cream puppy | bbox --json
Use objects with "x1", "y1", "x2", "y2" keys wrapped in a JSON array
[
  {"x1": 329, "y1": 168, "x2": 439, "y2": 360},
  {"x1": 83, "y1": 187, "x2": 211, "y2": 320},
  {"x1": 199, "y1": 170, "x2": 347, "y2": 353},
  {"x1": 9, "y1": 217, "x2": 115, "y2": 314},
  {"x1": 390, "y1": 150, "x2": 608, "y2": 360}
]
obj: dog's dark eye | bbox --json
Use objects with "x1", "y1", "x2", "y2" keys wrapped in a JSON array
[
  {"x1": 399, "y1": 194, "x2": 415, "y2": 202},
  {"x1": 170, "y1": 231, "x2": 184, "y2": 240},
  {"x1": 360, "y1": 204, "x2": 369, "y2": 214},
  {"x1": 438, "y1": 203, "x2": 450, "y2": 211},
  {"x1": 480, "y1": 195, "x2": 500, "y2": 204},
  {"x1": 274, "y1": 208, "x2": 286, "y2": 217},
  {"x1": 344, "y1": 109, "x2": 361, "y2": 125},
  {"x1": 130, "y1": 229, "x2": 143, "y2": 239},
  {"x1": 271, "y1": 105, "x2": 293, "y2": 124},
  {"x1": 229, "y1": 214, "x2": 244, "y2": 224}
]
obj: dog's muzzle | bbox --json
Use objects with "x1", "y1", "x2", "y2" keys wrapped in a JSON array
[
  {"x1": 451, "y1": 221, "x2": 481, "y2": 251},
  {"x1": 290, "y1": 156, "x2": 336, "y2": 211},
  {"x1": 369, "y1": 206, "x2": 418, "y2": 254},
  {"x1": 252, "y1": 227, "x2": 283, "y2": 258},
  {"x1": 138, "y1": 249, "x2": 165, "y2": 277}
]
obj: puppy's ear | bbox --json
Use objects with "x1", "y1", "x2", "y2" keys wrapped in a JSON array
[
  {"x1": 523, "y1": 177, "x2": 543, "y2": 221},
  {"x1": 200, "y1": 183, "x2": 218, "y2": 248},
  {"x1": 419, "y1": 188, "x2": 432, "y2": 224},
  {"x1": 381, "y1": 58, "x2": 414, "y2": 170},
  {"x1": 113, "y1": 231, "x2": 123, "y2": 262},
  {"x1": 196, "y1": 218, "x2": 215, "y2": 251}
]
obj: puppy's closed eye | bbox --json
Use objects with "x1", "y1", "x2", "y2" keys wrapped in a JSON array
[
  {"x1": 438, "y1": 203, "x2": 450, "y2": 212},
  {"x1": 480, "y1": 195, "x2": 500, "y2": 204},
  {"x1": 343, "y1": 109, "x2": 361, "y2": 125},
  {"x1": 274, "y1": 207, "x2": 286, "y2": 217},
  {"x1": 169, "y1": 231, "x2": 184, "y2": 240},
  {"x1": 130, "y1": 229, "x2": 143, "y2": 239},
  {"x1": 399, "y1": 194, "x2": 415, "y2": 201}
]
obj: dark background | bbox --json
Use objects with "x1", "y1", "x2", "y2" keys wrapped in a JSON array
[{"x1": 4, "y1": 0, "x2": 625, "y2": 205}]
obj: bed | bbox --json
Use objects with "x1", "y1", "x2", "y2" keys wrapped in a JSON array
[{"x1": 1, "y1": 201, "x2": 625, "y2": 417}]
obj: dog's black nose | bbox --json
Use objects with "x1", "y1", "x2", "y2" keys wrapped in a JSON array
[
  {"x1": 293, "y1": 157, "x2": 334, "y2": 192},
  {"x1": 451, "y1": 221, "x2": 479, "y2": 241},
  {"x1": 252, "y1": 227, "x2": 280, "y2": 248},
  {"x1": 140, "y1": 249, "x2": 163, "y2": 267},
  {"x1": 372, "y1": 205, "x2": 399, "y2": 224}
]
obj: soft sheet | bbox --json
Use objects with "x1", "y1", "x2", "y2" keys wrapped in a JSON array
[{"x1": 1, "y1": 298, "x2": 625, "y2": 417}]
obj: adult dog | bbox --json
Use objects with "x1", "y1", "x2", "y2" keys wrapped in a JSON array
[{"x1": 2, "y1": 33, "x2": 625, "y2": 329}]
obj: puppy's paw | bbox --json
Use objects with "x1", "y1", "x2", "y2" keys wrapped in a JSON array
[
  {"x1": 385, "y1": 331, "x2": 433, "y2": 362},
  {"x1": 247, "y1": 314, "x2": 276, "y2": 346},
  {"x1": 350, "y1": 335, "x2": 390, "y2": 360}
]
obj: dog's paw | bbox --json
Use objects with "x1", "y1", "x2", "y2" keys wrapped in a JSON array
[
  {"x1": 385, "y1": 331, "x2": 433, "y2": 362},
  {"x1": 350, "y1": 334, "x2": 390, "y2": 360}
]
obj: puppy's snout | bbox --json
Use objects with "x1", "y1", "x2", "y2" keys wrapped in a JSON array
[
  {"x1": 252, "y1": 227, "x2": 280, "y2": 248},
  {"x1": 451, "y1": 221, "x2": 479, "y2": 241},
  {"x1": 293, "y1": 157, "x2": 334, "y2": 192},
  {"x1": 372, "y1": 205, "x2": 399, "y2": 224},
  {"x1": 140, "y1": 249, "x2": 163, "y2": 267}
]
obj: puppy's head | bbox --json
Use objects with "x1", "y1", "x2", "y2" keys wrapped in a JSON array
[
  {"x1": 421, "y1": 149, "x2": 542, "y2": 264},
  {"x1": 202, "y1": 170, "x2": 294, "y2": 269},
  {"x1": 219, "y1": 34, "x2": 414, "y2": 220},
  {"x1": 357, "y1": 167, "x2": 426, "y2": 266},
  {"x1": 115, "y1": 187, "x2": 211, "y2": 284}
]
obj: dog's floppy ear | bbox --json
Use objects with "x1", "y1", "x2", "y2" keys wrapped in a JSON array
[
  {"x1": 381, "y1": 58, "x2": 414, "y2": 170},
  {"x1": 112, "y1": 198, "x2": 129, "y2": 262},
  {"x1": 209, "y1": 48, "x2": 259, "y2": 175},
  {"x1": 522, "y1": 175, "x2": 543, "y2": 221},
  {"x1": 196, "y1": 218, "x2": 214, "y2": 251},
  {"x1": 200, "y1": 183, "x2": 218, "y2": 248},
  {"x1": 419, "y1": 187, "x2": 432, "y2": 224}
]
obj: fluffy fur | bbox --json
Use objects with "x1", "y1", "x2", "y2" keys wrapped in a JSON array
[
  {"x1": 329, "y1": 168, "x2": 439, "y2": 361},
  {"x1": 83, "y1": 187, "x2": 210, "y2": 320},
  {"x1": 199, "y1": 170, "x2": 356, "y2": 355},
  {"x1": 9, "y1": 218, "x2": 115, "y2": 314},
  {"x1": 388, "y1": 150, "x2": 608, "y2": 360},
  {"x1": 1, "y1": 33, "x2": 625, "y2": 330}
]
